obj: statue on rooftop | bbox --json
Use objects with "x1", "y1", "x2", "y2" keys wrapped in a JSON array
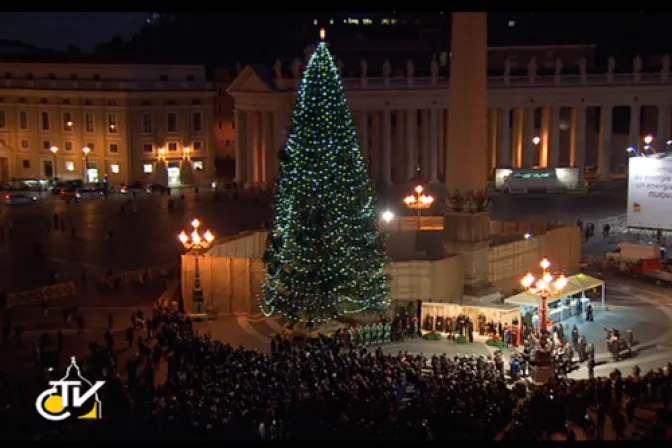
[
  {"x1": 291, "y1": 58, "x2": 302, "y2": 79},
  {"x1": 382, "y1": 60, "x2": 392, "y2": 78},
  {"x1": 633, "y1": 55, "x2": 643, "y2": 73},
  {"x1": 430, "y1": 57, "x2": 439, "y2": 78},
  {"x1": 406, "y1": 60, "x2": 415, "y2": 78},
  {"x1": 273, "y1": 59, "x2": 282, "y2": 79}
]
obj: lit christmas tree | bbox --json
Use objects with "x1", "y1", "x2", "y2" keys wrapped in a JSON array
[{"x1": 259, "y1": 36, "x2": 390, "y2": 324}]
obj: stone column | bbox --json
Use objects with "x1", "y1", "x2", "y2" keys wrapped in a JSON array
[
  {"x1": 358, "y1": 110, "x2": 369, "y2": 162},
  {"x1": 513, "y1": 108, "x2": 524, "y2": 168},
  {"x1": 571, "y1": 105, "x2": 587, "y2": 184},
  {"x1": 234, "y1": 108, "x2": 246, "y2": 184},
  {"x1": 395, "y1": 110, "x2": 406, "y2": 184},
  {"x1": 629, "y1": 103, "x2": 641, "y2": 150},
  {"x1": 549, "y1": 106, "x2": 561, "y2": 168},
  {"x1": 657, "y1": 105, "x2": 669, "y2": 151},
  {"x1": 261, "y1": 112, "x2": 272, "y2": 187},
  {"x1": 246, "y1": 110, "x2": 257, "y2": 185},
  {"x1": 428, "y1": 108, "x2": 439, "y2": 183},
  {"x1": 598, "y1": 105, "x2": 613, "y2": 181},
  {"x1": 540, "y1": 107, "x2": 551, "y2": 168},
  {"x1": 438, "y1": 110, "x2": 446, "y2": 181},
  {"x1": 487, "y1": 108, "x2": 498, "y2": 174},
  {"x1": 370, "y1": 111, "x2": 380, "y2": 180},
  {"x1": 498, "y1": 107, "x2": 511, "y2": 168},
  {"x1": 405, "y1": 109, "x2": 416, "y2": 182},
  {"x1": 381, "y1": 108, "x2": 392, "y2": 186},
  {"x1": 420, "y1": 110, "x2": 430, "y2": 181},
  {"x1": 444, "y1": 12, "x2": 492, "y2": 296},
  {"x1": 523, "y1": 106, "x2": 536, "y2": 167}
]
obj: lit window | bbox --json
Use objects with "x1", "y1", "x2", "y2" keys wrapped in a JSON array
[
  {"x1": 143, "y1": 163, "x2": 153, "y2": 174},
  {"x1": 508, "y1": 20, "x2": 515, "y2": 27},
  {"x1": 313, "y1": 19, "x2": 318, "y2": 25},
  {"x1": 382, "y1": 18, "x2": 390, "y2": 25},
  {"x1": 110, "y1": 164, "x2": 120, "y2": 174},
  {"x1": 193, "y1": 161, "x2": 204, "y2": 171},
  {"x1": 347, "y1": 18, "x2": 359, "y2": 25},
  {"x1": 363, "y1": 18, "x2": 372, "y2": 25},
  {"x1": 391, "y1": 19, "x2": 397, "y2": 24},
  {"x1": 65, "y1": 161, "x2": 75, "y2": 172},
  {"x1": 329, "y1": 19, "x2": 334, "y2": 24}
]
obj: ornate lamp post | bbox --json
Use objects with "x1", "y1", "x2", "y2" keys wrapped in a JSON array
[
  {"x1": 521, "y1": 257, "x2": 568, "y2": 334},
  {"x1": 82, "y1": 146, "x2": 90, "y2": 182},
  {"x1": 49, "y1": 146, "x2": 59, "y2": 180},
  {"x1": 178, "y1": 218, "x2": 215, "y2": 319},
  {"x1": 403, "y1": 185, "x2": 434, "y2": 231}
]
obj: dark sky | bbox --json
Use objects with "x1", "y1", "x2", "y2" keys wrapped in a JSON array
[{"x1": 0, "y1": 12, "x2": 147, "y2": 51}]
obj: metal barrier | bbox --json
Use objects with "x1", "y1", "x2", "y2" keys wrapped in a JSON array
[
  {"x1": 98, "y1": 263, "x2": 179, "y2": 288},
  {"x1": 6, "y1": 282, "x2": 76, "y2": 308}
]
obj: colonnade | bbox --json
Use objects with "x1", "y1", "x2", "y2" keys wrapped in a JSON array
[{"x1": 234, "y1": 103, "x2": 672, "y2": 187}]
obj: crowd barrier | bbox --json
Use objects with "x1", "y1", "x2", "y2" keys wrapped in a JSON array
[
  {"x1": 98, "y1": 263, "x2": 179, "y2": 289},
  {"x1": 5, "y1": 282, "x2": 76, "y2": 308}
]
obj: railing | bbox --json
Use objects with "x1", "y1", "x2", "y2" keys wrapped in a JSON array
[
  {"x1": 0, "y1": 78, "x2": 214, "y2": 91},
  {"x1": 275, "y1": 72, "x2": 670, "y2": 91}
]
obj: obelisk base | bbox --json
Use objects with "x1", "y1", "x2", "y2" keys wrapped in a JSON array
[{"x1": 443, "y1": 211, "x2": 499, "y2": 301}]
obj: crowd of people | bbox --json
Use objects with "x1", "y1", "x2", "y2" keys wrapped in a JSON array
[{"x1": 0, "y1": 305, "x2": 670, "y2": 440}]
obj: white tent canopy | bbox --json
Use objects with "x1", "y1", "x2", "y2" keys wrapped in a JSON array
[{"x1": 504, "y1": 273, "x2": 606, "y2": 308}]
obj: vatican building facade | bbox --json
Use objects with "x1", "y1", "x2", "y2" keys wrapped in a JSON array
[{"x1": 228, "y1": 54, "x2": 672, "y2": 190}]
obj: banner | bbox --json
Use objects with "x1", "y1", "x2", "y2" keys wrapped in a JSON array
[
  {"x1": 627, "y1": 156, "x2": 672, "y2": 230},
  {"x1": 6, "y1": 282, "x2": 76, "y2": 308}
]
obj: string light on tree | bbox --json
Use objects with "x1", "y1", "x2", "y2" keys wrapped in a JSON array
[{"x1": 259, "y1": 36, "x2": 390, "y2": 324}]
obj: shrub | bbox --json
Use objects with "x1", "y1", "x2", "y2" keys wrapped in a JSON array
[
  {"x1": 486, "y1": 338, "x2": 506, "y2": 348},
  {"x1": 456, "y1": 336, "x2": 468, "y2": 344},
  {"x1": 423, "y1": 331, "x2": 442, "y2": 341}
]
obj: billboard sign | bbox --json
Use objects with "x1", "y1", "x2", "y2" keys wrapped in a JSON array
[{"x1": 627, "y1": 156, "x2": 672, "y2": 230}]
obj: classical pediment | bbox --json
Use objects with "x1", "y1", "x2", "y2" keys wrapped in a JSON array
[{"x1": 226, "y1": 64, "x2": 276, "y2": 95}]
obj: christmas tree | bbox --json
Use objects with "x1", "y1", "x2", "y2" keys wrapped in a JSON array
[{"x1": 259, "y1": 38, "x2": 390, "y2": 324}]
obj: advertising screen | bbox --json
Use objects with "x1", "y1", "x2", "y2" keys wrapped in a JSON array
[{"x1": 627, "y1": 156, "x2": 672, "y2": 230}]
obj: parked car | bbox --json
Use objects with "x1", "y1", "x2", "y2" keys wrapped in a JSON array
[
  {"x1": 75, "y1": 188, "x2": 104, "y2": 200},
  {"x1": 146, "y1": 184, "x2": 171, "y2": 195},
  {"x1": 120, "y1": 183, "x2": 145, "y2": 194},
  {"x1": 3, "y1": 193, "x2": 37, "y2": 205}
]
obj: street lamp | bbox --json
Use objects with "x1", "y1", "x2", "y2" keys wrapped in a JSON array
[
  {"x1": 521, "y1": 257, "x2": 568, "y2": 334},
  {"x1": 158, "y1": 147, "x2": 166, "y2": 160},
  {"x1": 644, "y1": 135, "x2": 654, "y2": 145},
  {"x1": 532, "y1": 136, "x2": 541, "y2": 145},
  {"x1": 183, "y1": 146, "x2": 191, "y2": 159},
  {"x1": 403, "y1": 185, "x2": 435, "y2": 231},
  {"x1": 82, "y1": 146, "x2": 90, "y2": 183},
  {"x1": 381, "y1": 210, "x2": 395, "y2": 223},
  {"x1": 50, "y1": 146, "x2": 59, "y2": 180},
  {"x1": 178, "y1": 218, "x2": 215, "y2": 318}
]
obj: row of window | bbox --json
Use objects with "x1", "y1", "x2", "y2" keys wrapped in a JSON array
[
  {"x1": 3, "y1": 72, "x2": 198, "y2": 82},
  {"x1": 0, "y1": 98, "x2": 202, "y2": 107},
  {"x1": 0, "y1": 110, "x2": 204, "y2": 134},
  {"x1": 142, "y1": 160, "x2": 204, "y2": 173},
  {"x1": 20, "y1": 159, "x2": 122, "y2": 175},
  {"x1": 14, "y1": 139, "x2": 205, "y2": 154}
]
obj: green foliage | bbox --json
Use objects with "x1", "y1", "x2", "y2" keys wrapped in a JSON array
[
  {"x1": 258, "y1": 41, "x2": 390, "y2": 324},
  {"x1": 456, "y1": 336, "x2": 468, "y2": 344},
  {"x1": 422, "y1": 332, "x2": 442, "y2": 341},
  {"x1": 486, "y1": 338, "x2": 506, "y2": 348}
]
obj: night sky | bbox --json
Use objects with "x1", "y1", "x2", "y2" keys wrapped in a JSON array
[{"x1": 0, "y1": 12, "x2": 147, "y2": 51}]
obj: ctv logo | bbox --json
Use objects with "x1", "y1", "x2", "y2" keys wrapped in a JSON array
[{"x1": 35, "y1": 357, "x2": 105, "y2": 422}]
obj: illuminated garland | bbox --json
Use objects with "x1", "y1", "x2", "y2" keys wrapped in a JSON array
[{"x1": 258, "y1": 41, "x2": 390, "y2": 324}]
